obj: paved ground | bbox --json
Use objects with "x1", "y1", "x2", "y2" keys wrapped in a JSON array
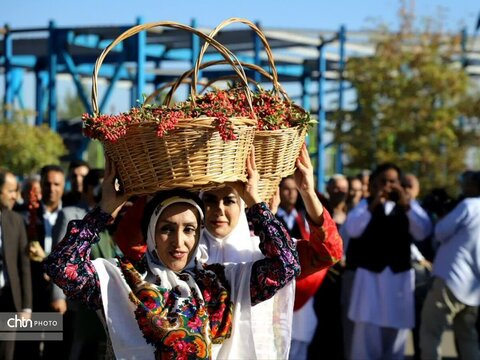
[{"x1": 405, "y1": 329, "x2": 458, "y2": 359}]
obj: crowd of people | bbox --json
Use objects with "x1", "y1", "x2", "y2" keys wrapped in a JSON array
[
  {"x1": 304, "y1": 166, "x2": 480, "y2": 360},
  {"x1": 0, "y1": 150, "x2": 479, "y2": 359}
]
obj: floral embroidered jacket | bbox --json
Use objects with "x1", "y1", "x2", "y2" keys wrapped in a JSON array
[{"x1": 44, "y1": 203, "x2": 300, "y2": 359}]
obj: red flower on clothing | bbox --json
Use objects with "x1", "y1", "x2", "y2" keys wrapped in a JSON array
[
  {"x1": 187, "y1": 315, "x2": 202, "y2": 330},
  {"x1": 65, "y1": 264, "x2": 78, "y2": 280}
]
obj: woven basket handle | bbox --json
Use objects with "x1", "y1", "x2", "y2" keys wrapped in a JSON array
[
  {"x1": 191, "y1": 17, "x2": 283, "y2": 97},
  {"x1": 144, "y1": 78, "x2": 219, "y2": 105},
  {"x1": 91, "y1": 21, "x2": 252, "y2": 116},
  {"x1": 160, "y1": 59, "x2": 289, "y2": 107}
]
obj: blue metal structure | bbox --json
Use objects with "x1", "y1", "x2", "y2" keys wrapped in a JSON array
[{"x1": 2, "y1": 19, "x2": 477, "y2": 188}]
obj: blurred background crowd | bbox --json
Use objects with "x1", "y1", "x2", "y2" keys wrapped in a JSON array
[{"x1": 1, "y1": 158, "x2": 479, "y2": 359}]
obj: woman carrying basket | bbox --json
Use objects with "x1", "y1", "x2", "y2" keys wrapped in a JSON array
[
  {"x1": 44, "y1": 151, "x2": 300, "y2": 360},
  {"x1": 200, "y1": 143, "x2": 343, "y2": 359}
]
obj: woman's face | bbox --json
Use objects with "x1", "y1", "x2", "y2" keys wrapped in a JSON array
[
  {"x1": 202, "y1": 186, "x2": 241, "y2": 238},
  {"x1": 155, "y1": 203, "x2": 200, "y2": 272}
]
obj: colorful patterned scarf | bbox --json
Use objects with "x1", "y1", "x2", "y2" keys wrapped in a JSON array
[{"x1": 119, "y1": 255, "x2": 233, "y2": 359}]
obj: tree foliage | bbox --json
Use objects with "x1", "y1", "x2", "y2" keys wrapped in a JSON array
[
  {"x1": 335, "y1": 25, "x2": 480, "y2": 194},
  {"x1": 58, "y1": 89, "x2": 87, "y2": 119},
  {"x1": 0, "y1": 111, "x2": 67, "y2": 176}
]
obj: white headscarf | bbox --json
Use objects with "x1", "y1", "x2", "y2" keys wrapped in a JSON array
[
  {"x1": 200, "y1": 197, "x2": 264, "y2": 264},
  {"x1": 145, "y1": 196, "x2": 207, "y2": 272}
]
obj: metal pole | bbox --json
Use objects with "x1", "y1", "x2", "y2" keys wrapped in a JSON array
[
  {"x1": 135, "y1": 17, "x2": 146, "y2": 106},
  {"x1": 302, "y1": 71, "x2": 311, "y2": 147},
  {"x1": 3, "y1": 25, "x2": 13, "y2": 120},
  {"x1": 253, "y1": 21, "x2": 262, "y2": 83},
  {"x1": 316, "y1": 41, "x2": 326, "y2": 192},
  {"x1": 335, "y1": 25, "x2": 346, "y2": 174},
  {"x1": 47, "y1": 20, "x2": 58, "y2": 131},
  {"x1": 191, "y1": 18, "x2": 200, "y2": 95}
]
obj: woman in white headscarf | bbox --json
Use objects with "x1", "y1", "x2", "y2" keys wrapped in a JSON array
[
  {"x1": 44, "y1": 154, "x2": 301, "y2": 360},
  {"x1": 200, "y1": 144, "x2": 343, "y2": 359}
]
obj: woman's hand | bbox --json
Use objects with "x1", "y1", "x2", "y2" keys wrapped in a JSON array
[
  {"x1": 268, "y1": 188, "x2": 280, "y2": 215},
  {"x1": 231, "y1": 149, "x2": 262, "y2": 208},
  {"x1": 99, "y1": 155, "x2": 129, "y2": 218},
  {"x1": 294, "y1": 143, "x2": 324, "y2": 224},
  {"x1": 294, "y1": 143, "x2": 316, "y2": 197}
]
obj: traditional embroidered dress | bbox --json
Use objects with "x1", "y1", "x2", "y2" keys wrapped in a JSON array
[
  {"x1": 201, "y1": 200, "x2": 342, "y2": 359},
  {"x1": 45, "y1": 201, "x2": 300, "y2": 360},
  {"x1": 200, "y1": 198, "x2": 295, "y2": 360}
]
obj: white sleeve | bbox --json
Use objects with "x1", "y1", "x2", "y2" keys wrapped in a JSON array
[
  {"x1": 410, "y1": 243, "x2": 425, "y2": 262},
  {"x1": 407, "y1": 200, "x2": 433, "y2": 241},
  {"x1": 434, "y1": 200, "x2": 468, "y2": 244},
  {"x1": 344, "y1": 199, "x2": 371, "y2": 238},
  {"x1": 338, "y1": 224, "x2": 349, "y2": 261}
]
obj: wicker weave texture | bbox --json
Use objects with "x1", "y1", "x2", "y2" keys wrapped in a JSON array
[
  {"x1": 255, "y1": 127, "x2": 307, "y2": 202},
  {"x1": 104, "y1": 119, "x2": 255, "y2": 195},
  {"x1": 254, "y1": 127, "x2": 307, "y2": 177}
]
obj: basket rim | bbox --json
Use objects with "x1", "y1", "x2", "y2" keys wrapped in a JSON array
[
  {"x1": 98, "y1": 115, "x2": 257, "y2": 127},
  {"x1": 254, "y1": 126, "x2": 308, "y2": 135}
]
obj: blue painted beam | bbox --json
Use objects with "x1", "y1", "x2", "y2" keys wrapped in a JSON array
[
  {"x1": 316, "y1": 41, "x2": 327, "y2": 192},
  {"x1": 60, "y1": 49, "x2": 92, "y2": 114},
  {"x1": 3, "y1": 25, "x2": 13, "y2": 120},
  {"x1": 302, "y1": 72, "x2": 311, "y2": 147},
  {"x1": 8, "y1": 69, "x2": 24, "y2": 115},
  {"x1": 35, "y1": 71, "x2": 48, "y2": 125},
  {"x1": 12, "y1": 68, "x2": 24, "y2": 98},
  {"x1": 191, "y1": 18, "x2": 201, "y2": 97},
  {"x1": 99, "y1": 60, "x2": 126, "y2": 113},
  {"x1": 47, "y1": 20, "x2": 58, "y2": 131},
  {"x1": 135, "y1": 17, "x2": 146, "y2": 106},
  {"x1": 335, "y1": 25, "x2": 346, "y2": 174}
]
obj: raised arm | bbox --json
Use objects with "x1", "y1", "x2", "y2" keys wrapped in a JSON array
[
  {"x1": 231, "y1": 149, "x2": 300, "y2": 306},
  {"x1": 44, "y1": 156, "x2": 128, "y2": 310},
  {"x1": 292, "y1": 144, "x2": 343, "y2": 276},
  {"x1": 44, "y1": 207, "x2": 110, "y2": 309},
  {"x1": 248, "y1": 202, "x2": 300, "y2": 305}
]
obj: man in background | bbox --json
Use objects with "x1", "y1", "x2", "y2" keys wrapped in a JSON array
[
  {"x1": 0, "y1": 168, "x2": 32, "y2": 360},
  {"x1": 20, "y1": 165, "x2": 65, "y2": 359},
  {"x1": 420, "y1": 171, "x2": 480, "y2": 359},
  {"x1": 62, "y1": 160, "x2": 89, "y2": 207}
]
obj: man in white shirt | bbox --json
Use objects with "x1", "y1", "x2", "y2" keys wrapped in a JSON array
[
  {"x1": 20, "y1": 165, "x2": 65, "y2": 360},
  {"x1": 419, "y1": 171, "x2": 480, "y2": 360},
  {"x1": 344, "y1": 163, "x2": 432, "y2": 359}
]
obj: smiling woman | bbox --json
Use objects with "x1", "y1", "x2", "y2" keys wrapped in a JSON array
[
  {"x1": 43, "y1": 152, "x2": 301, "y2": 359},
  {"x1": 147, "y1": 198, "x2": 203, "y2": 272}
]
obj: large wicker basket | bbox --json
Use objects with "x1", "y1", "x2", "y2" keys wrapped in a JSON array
[
  {"x1": 89, "y1": 21, "x2": 256, "y2": 196},
  {"x1": 104, "y1": 118, "x2": 255, "y2": 194},
  {"x1": 161, "y1": 58, "x2": 309, "y2": 202},
  {"x1": 192, "y1": 18, "x2": 309, "y2": 201}
]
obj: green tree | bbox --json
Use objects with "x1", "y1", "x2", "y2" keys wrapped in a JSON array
[
  {"x1": 0, "y1": 110, "x2": 67, "y2": 176},
  {"x1": 58, "y1": 89, "x2": 87, "y2": 119},
  {"x1": 335, "y1": 24, "x2": 480, "y2": 194}
]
